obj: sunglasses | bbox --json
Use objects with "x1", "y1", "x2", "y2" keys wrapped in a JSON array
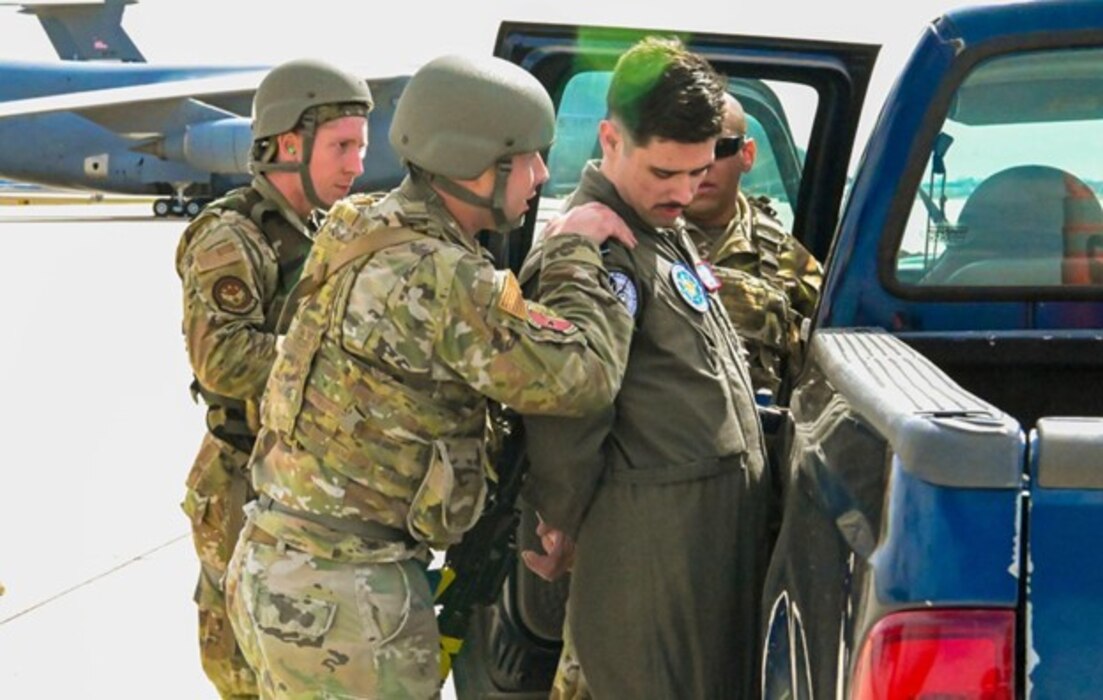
[{"x1": 714, "y1": 135, "x2": 746, "y2": 160}]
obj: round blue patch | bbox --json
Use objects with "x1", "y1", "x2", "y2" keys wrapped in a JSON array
[
  {"x1": 608, "y1": 270, "x2": 639, "y2": 317},
  {"x1": 670, "y1": 262, "x2": 708, "y2": 313}
]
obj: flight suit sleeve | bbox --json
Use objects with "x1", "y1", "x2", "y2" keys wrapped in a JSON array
[
  {"x1": 520, "y1": 246, "x2": 637, "y2": 539},
  {"x1": 177, "y1": 216, "x2": 278, "y2": 401},
  {"x1": 436, "y1": 233, "x2": 632, "y2": 417}
]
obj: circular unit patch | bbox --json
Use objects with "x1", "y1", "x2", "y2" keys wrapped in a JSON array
[
  {"x1": 211, "y1": 275, "x2": 257, "y2": 314},
  {"x1": 670, "y1": 262, "x2": 709, "y2": 313},
  {"x1": 608, "y1": 270, "x2": 639, "y2": 317}
]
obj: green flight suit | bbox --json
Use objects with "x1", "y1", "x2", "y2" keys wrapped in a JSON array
[
  {"x1": 176, "y1": 175, "x2": 315, "y2": 700},
  {"x1": 522, "y1": 162, "x2": 772, "y2": 700}
]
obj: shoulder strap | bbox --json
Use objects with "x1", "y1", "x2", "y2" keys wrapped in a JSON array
[
  {"x1": 275, "y1": 227, "x2": 426, "y2": 332},
  {"x1": 748, "y1": 196, "x2": 789, "y2": 284}
]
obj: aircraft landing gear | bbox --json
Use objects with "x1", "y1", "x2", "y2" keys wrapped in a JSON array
[{"x1": 152, "y1": 197, "x2": 211, "y2": 219}]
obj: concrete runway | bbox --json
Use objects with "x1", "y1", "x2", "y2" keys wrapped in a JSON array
[{"x1": 0, "y1": 203, "x2": 457, "y2": 699}]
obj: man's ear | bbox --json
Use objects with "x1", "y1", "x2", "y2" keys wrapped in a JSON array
[
  {"x1": 598, "y1": 119, "x2": 620, "y2": 159},
  {"x1": 740, "y1": 137, "x2": 757, "y2": 172},
  {"x1": 277, "y1": 132, "x2": 303, "y2": 162}
]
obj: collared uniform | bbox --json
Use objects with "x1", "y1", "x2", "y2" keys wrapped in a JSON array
[
  {"x1": 687, "y1": 192, "x2": 823, "y2": 396},
  {"x1": 522, "y1": 163, "x2": 772, "y2": 700},
  {"x1": 224, "y1": 177, "x2": 632, "y2": 699},
  {"x1": 176, "y1": 175, "x2": 316, "y2": 700}
]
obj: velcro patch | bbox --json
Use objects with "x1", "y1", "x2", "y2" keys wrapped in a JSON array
[
  {"x1": 194, "y1": 242, "x2": 241, "y2": 273},
  {"x1": 527, "y1": 305, "x2": 576, "y2": 333},
  {"x1": 497, "y1": 271, "x2": 528, "y2": 322},
  {"x1": 212, "y1": 276, "x2": 257, "y2": 314}
]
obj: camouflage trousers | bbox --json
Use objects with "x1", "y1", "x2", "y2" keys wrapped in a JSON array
[
  {"x1": 181, "y1": 432, "x2": 259, "y2": 700},
  {"x1": 225, "y1": 521, "x2": 441, "y2": 699},
  {"x1": 551, "y1": 619, "x2": 591, "y2": 700}
]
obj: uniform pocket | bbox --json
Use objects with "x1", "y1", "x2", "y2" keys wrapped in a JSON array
[
  {"x1": 406, "y1": 438, "x2": 488, "y2": 547},
  {"x1": 251, "y1": 587, "x2": 338, "y2": 646}
]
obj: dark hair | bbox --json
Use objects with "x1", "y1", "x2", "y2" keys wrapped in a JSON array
[{"x1": 607, "y1": 36, "x2": 726, "y2": 145}]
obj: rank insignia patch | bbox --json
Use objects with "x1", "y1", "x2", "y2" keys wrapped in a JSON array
[
  {"x1": 671, "y1": 262, "x2": 709, "y2": 313},
  {"x1": 212, "y1": 276, "x2": 257, "y2": 314}
]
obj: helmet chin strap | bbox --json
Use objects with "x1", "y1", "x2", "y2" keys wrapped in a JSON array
[
  {"x1": 253, "y1": 111, "x2": 329, "y2": 211},
  {"x1": 422, "y1": 159, "x2": 516, "y2": 234}
]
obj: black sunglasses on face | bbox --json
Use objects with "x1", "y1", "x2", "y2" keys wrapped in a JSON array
[{"x1": 714, "y1": 135, "x2": 746, "y2": 160}]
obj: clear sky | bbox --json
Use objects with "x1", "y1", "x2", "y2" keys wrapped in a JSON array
[{"x1": 0, "y1": 0, "x2": 1016, "y2": 159}]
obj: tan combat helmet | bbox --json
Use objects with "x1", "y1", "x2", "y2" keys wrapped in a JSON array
[
  {"x1": 389, "y1": 54, "x2": 555, "y2": 233},
  {"x1": 251, "y1": 58, "x2": 374, "y2": 209}
]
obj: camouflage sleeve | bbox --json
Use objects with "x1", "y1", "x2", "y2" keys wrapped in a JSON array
[
  {"x1": 782, "y1": 238, "x2": 824, "y2": 320},
  {"x1": 177, "y1": 216, "x2": 277, "y2": 401},
  {"x1": 436, "y1": 233, "x2": 632, "y2": 416}
]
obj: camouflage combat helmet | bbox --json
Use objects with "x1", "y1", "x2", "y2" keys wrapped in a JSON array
[
  {"x1": 389, "y1": 54, "x2": 555, "y2": 233},
  {"x1": 251, "y1": 58, "x2": 374, "y2": 209}
]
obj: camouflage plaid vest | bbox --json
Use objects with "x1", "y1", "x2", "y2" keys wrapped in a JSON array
[{"x1": 256, "y1": 196, "x2": 489, "y2": 548}]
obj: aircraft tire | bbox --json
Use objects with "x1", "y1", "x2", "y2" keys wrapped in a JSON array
[
  {"x1": 185, "y1": 199, "x2": 203, "y2": 218},
  {"x1": 152, "y1": 199, "x2": 171, "y2": 218}
]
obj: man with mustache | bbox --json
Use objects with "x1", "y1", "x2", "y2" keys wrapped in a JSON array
[
  {"x1": 175, "y1": 58, "x2": 372, "y2": 700},
  {"x1": 521, "y1": 37, "x2": 772, "y2": 699}
]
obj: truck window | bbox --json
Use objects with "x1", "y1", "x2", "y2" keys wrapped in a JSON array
[
  {"x1": 894, "y1": 47, "x2": 1103, "y2": 288},
  {"x1": 542, "y1": 70, "x2": 814, "y2": 230}
]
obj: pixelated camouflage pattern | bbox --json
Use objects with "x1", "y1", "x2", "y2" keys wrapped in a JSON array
[
  {"x1": 551, "y1": 621, "x2": 592, "y2": 700},
  {"x1": 176, "y1": 177, "x2": 316, "y2": 700},
  {"x1": 226, "y1": 531, "x2": 440, "y2": 699},
  {"x1": 181, "y1": 433, "x2": 257, "y2": 699},
  {"x1": 250, "y1": 177, "x2": 631, "y2": 558},
  {"x1": 687, "y1": 191, "x2": 823, "y2": 394}
]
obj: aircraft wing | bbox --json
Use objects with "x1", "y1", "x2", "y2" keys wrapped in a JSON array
[{"x1": 0, "y1": 70, "x2": 267, "y2": 137}]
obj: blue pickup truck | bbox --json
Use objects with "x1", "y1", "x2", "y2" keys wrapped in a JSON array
[{"x1": 455, "y1": 3, "x2": 1103, "y2": 698}]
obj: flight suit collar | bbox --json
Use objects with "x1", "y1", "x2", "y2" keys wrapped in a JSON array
[
  {"x1": 575, "y1": 161, "x2": 685, "y2": 243},
  {"x1": 252, "y1": 174, "x2": 317, "y2": 237}
]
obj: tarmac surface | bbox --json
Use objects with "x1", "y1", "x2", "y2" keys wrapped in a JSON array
[{"x1": 0, "y1": 202, "x2": 457, "y2": 699}]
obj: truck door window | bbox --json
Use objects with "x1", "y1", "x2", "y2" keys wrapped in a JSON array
[{"x1": 894, "y1": 47, "x2": 1103, "y2": 289}]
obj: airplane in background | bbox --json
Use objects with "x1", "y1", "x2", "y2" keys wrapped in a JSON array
[{"x1": 0, "y1": 0, "x2": 408, "y2": 217}]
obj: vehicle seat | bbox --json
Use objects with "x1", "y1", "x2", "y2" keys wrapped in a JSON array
[{"x1": 921, "y1": 165, "x2": 1102, "y2": 286}]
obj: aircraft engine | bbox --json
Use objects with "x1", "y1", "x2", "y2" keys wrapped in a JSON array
[{"x1": 161, "y1": 117, "x2": 252, "y2": 175}]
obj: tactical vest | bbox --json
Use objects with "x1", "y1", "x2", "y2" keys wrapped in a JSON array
[
  {"x1": 706, "y1": 196, "x2": 798, "y2": 395},
  {"x1": 255, "y1": 196, "x2": 489, "y2": 549},
  {"x1": 183, "y1": 186, "x2": 314, "y2": 450}
]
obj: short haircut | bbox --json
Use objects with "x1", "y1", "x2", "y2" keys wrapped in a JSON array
[{"x1": 607, "y1": 37, "x2": 726, "y2": 145}]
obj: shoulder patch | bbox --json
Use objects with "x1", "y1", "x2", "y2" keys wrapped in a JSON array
[
  {"x1": 194, "y1": 241, "x2": 241, "y2": 273},
  {"x1": 497, "y1": 271, "x2": 528, "y2": 321},
  {"x1": 608, "y1": 270, "x2": 639, "y2": 317},
  {"x1": 211, "y1": 276, "x2": 257, "y2": 314},
  {"x1": 527, "y1": 304, "x2": 577, "y2": 334}
]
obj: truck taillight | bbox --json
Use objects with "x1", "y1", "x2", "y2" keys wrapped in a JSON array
[{"x1": 851, "y1": 609, "x2": 1015, "y2": 700}]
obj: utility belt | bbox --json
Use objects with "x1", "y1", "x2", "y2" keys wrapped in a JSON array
[{"x1": 256, "y1": 494, "x2": 416, "y2": 547}]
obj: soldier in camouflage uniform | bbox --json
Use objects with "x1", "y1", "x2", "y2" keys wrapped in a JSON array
[
  {"x1": 223, "y1": 54, "x2": 635, "y2": 699},
  {"x1": 685, "y1": 93, "x2": 823, "y2": 397},
  {"x1": 176, "y1": 59, "x2": 372, "y2": 700}
]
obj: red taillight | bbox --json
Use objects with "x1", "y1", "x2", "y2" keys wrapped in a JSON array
[{"x1": 851, "y1": 609, "x2": 1015, "y2": 700}]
